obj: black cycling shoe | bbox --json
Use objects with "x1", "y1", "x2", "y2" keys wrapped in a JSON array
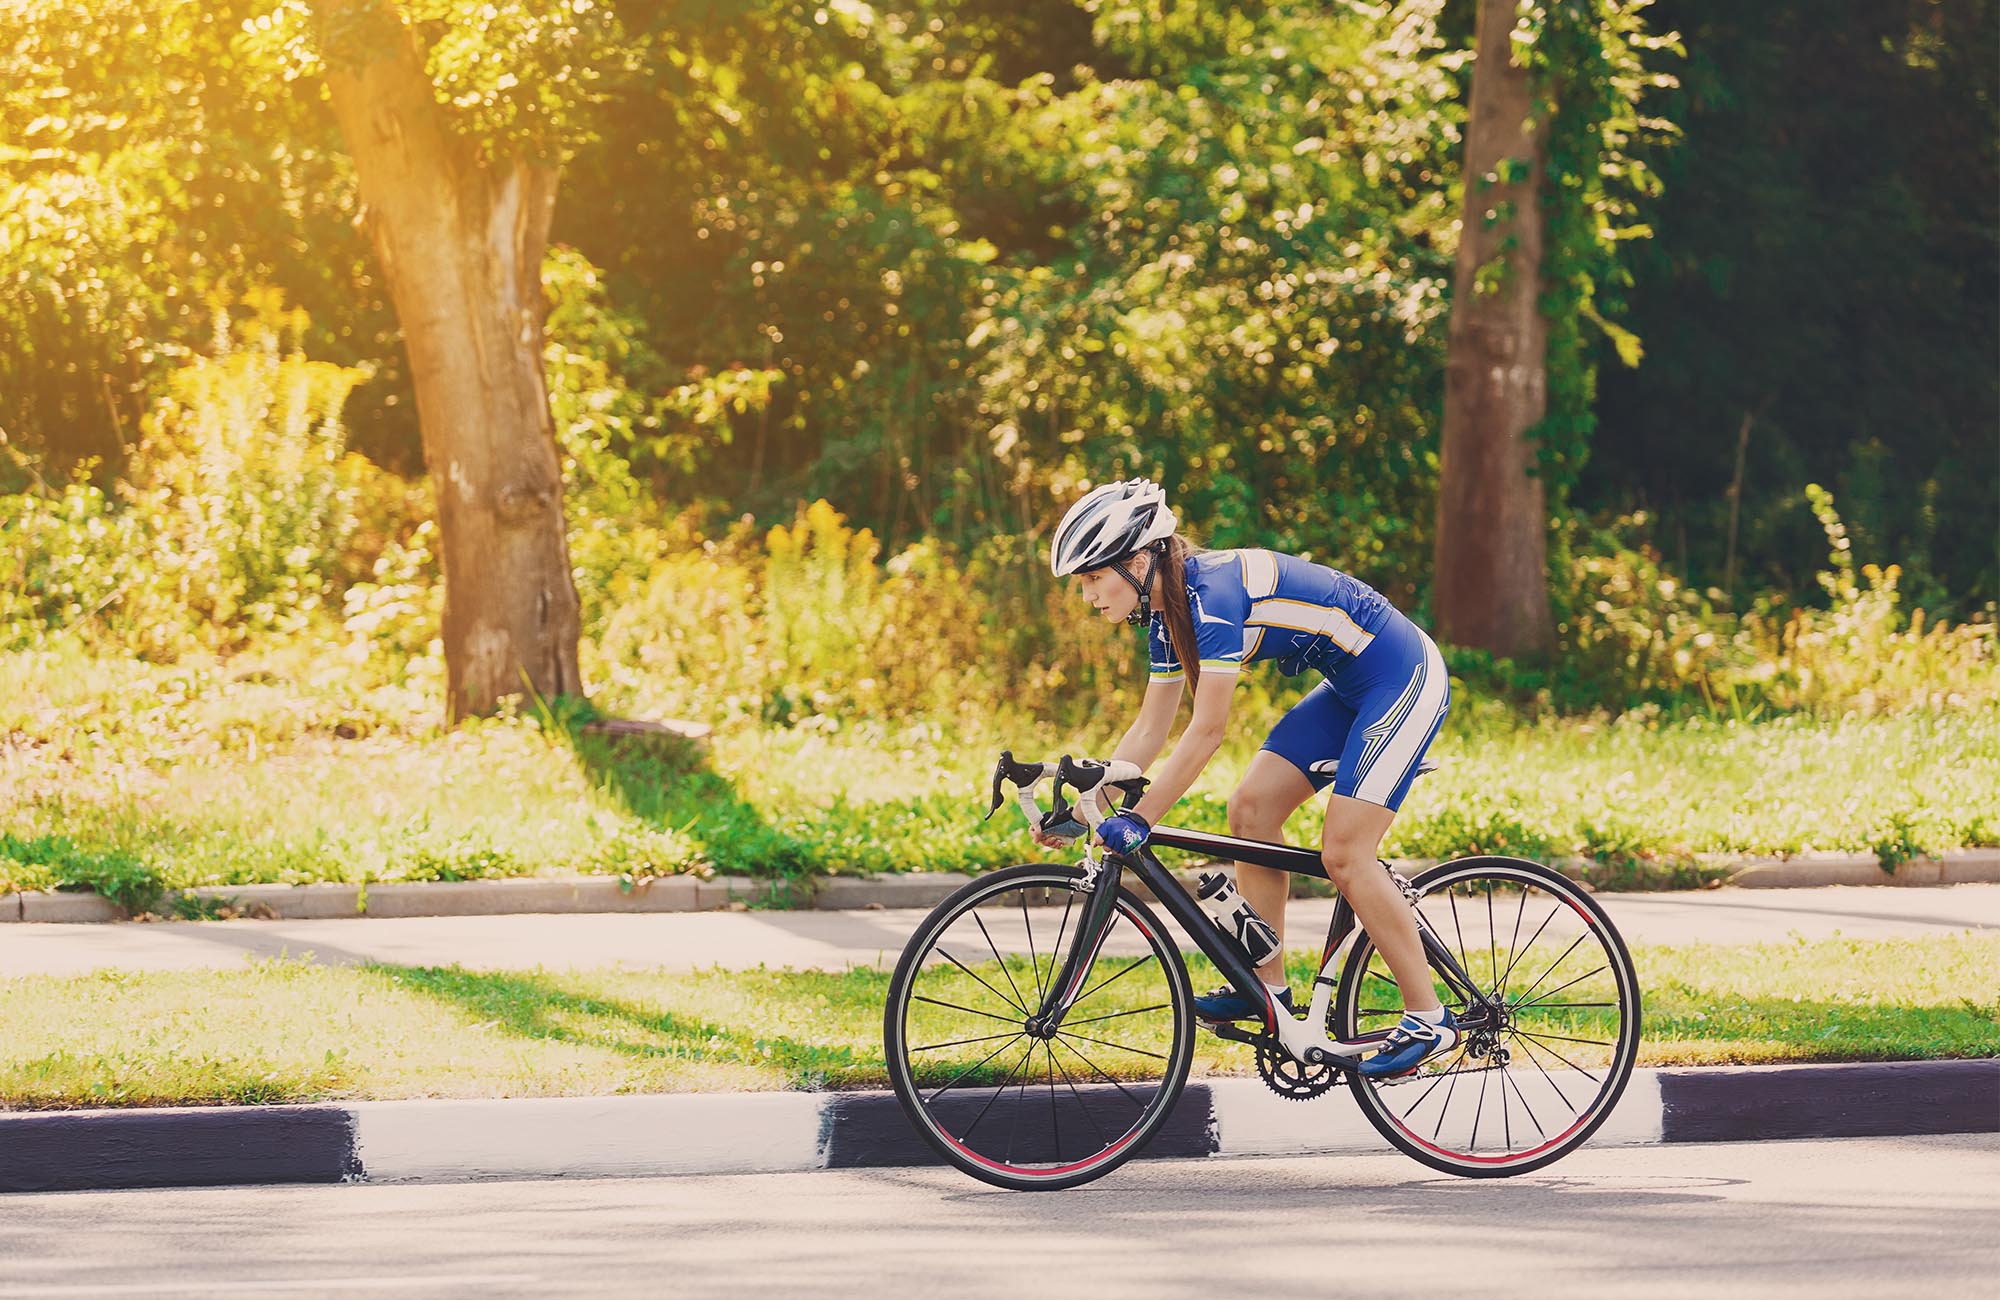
[{"x1": 1193, "y1": 984, "x2": 1299, "y2": 1023}]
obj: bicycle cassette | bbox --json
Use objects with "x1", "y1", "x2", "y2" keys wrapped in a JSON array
[{"x1": 1255, "y1": 1045, "x2": 1340, "y2": 1101}]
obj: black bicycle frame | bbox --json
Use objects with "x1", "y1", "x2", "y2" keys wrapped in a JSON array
[{"x1": 1029, "y1": 823, "x2": 1490, "y2": 1037}]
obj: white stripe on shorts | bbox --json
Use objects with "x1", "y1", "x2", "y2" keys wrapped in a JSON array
[{"x1": 1353, "y1": 628, "x2": 1449, "y2": 805}]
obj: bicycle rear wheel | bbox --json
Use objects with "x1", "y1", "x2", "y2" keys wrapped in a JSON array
[
  {"x1": 884, "y1": 863, "x2": 1195, "y2": 1191},
  {"x1": 1332, "y1": 856, "x2": 1641, "y2": 1177}
]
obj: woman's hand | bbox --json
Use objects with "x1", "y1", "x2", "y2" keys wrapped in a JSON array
[
  {"x1": 1031, "y1": 813, "x2": 1088, "y2": 850},
  {"x1": 1096, "y1": 811, "x2": 1152, "y2": 855}
]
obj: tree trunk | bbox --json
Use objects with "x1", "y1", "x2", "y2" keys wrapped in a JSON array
[
  {"x1": 1433, "y1": 0, "x2": 1554, "y2": 657},
  {"x1": 317, "y1": 3, "x2": 582, "y2": 721}
]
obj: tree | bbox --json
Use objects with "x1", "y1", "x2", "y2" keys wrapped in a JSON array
[
  {"x1": 1433, "y1": 0, "x2": 1553, "y2": 657},
  {"x1": 1433, "y1": 0, "x2": 1673, "y2": 657},
  {"x1": 309, "y1": 0, "x2": 592, "y2": 720}
]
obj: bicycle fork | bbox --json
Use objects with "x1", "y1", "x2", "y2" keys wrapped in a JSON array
[{"x1": 1023, "y1": 848, "x2": 1128, "y2": 1038}]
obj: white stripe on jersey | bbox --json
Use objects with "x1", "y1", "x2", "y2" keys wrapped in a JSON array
[{"x1": 1354, "y1": 629, "x2": 1449, "y2": 805}]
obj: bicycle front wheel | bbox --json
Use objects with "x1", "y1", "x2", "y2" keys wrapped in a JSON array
[
  {"x1": 884, "y1": 863, "x2": 1195, "y2": 1191},
  {"x1": 1332, "y1": 856, "x2": 1642, "y2": 1177}
]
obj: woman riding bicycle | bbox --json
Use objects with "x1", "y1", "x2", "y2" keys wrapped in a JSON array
[{"x1": 1040, "y1": 477, "x2": 1453, "y2": 1078}]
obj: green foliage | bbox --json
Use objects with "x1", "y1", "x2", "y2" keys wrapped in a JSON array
[
  {"x1": 0, "y1": 0, "x2": 385, "y2": 478},
  {"x1": 0, "y1": 833, "x2": 163, "y2": 914},
  {"x1": 0, "y1": 294, "x2": 416, "y2": 660},
  {"x1": 1587, "y1": 0, "x2": 1998, "y2": 614},
  {"x1": 1476, "y1": 487, "x2": 2000, "y2": 717},
  {"x1": 1510, "y1": 0, "x2": 1681, "y2": 502}
]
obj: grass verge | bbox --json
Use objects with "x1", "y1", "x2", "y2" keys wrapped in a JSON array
[
  {"x1": 4, "y1": 637, "x2": 1997, "y2": 901},
  {"x1": 1, "y1": 933, "x2": 1994, "y2": 1110}
]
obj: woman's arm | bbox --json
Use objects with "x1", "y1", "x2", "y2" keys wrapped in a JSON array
[
  {"x1": 1127, "y1": 670, "x2": 1237, "y2": 826},
  {"x1": 1107, "y1": 678, "x2": 1185, "y2": 772}
]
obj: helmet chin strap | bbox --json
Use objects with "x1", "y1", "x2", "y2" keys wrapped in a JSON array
[{"x1": 1112, "y1": 542, "x2": 1165, "y2": 625}]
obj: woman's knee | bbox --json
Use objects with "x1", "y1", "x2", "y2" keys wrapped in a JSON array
[
  {"x1": 1227, "y1": 786, "x2": 1286, "y2": 837},
  {"x1": 1319, "y1": 843, "x2": 1373, "y2": 884}
]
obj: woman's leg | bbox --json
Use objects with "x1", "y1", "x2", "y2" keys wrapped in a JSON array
[
  {"x1": 1320, "y1": 795, "x2": 1438, "y2": 1013},
  {"x1": 1225, "y1": 749, "x2": 1318, "y2": 986},
  {"x1": 1323, "y1": 617, "x2": 1451, "y2": 1020}
]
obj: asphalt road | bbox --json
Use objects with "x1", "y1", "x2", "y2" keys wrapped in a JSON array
[
  {"x1": 0, "y1": 1135, "x2": 1992, "y2": 1298},
  {"x1": 3, "y1": 882, "x2": 1996, "y2": 978}
]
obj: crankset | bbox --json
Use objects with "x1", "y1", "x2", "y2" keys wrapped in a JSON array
[{"x1": 1254, "y1": 1044, "x2": 1341, "y2": 1101}]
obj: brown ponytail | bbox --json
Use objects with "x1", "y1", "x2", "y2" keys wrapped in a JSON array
[{"x1": 1157, "y1": 534, "x2": 1203, "y2": 693}]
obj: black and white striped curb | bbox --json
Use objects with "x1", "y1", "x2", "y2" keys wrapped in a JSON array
[{"x1": 2, "y1": 1059, "x2": 1992, "y2": 1194}]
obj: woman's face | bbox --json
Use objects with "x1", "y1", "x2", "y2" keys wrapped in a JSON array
[{"x1": 1076, "y1": 563, "x2": 1142, "y2": 623}]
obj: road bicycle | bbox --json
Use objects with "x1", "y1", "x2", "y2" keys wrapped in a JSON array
[{"x1": 883, "y1": 752, "x2": 1641, "y2": 1191}]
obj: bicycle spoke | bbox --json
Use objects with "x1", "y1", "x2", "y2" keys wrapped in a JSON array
[
  {"x1": 1396, "y1": 1044, "x2": 1472, "y2": 1118},
  {"x1": 960, "y1": 1040, "x2": 1038, "y2": 1145},
  {"x1": 1502, "y1": 886, "x2": 1528, "y2": 1001},
  {"x1": 1051, "y1": 1036, "x2": 1149, "y2": 1113},
  {"x1": 912, "y1": 1028, "x2": 1027, "y2": 1053},
  {"x1": 912, "y1": 994, "x2": 1024, "y2": 1028},
  {"x1": 1060, "y1": 1003, "x2": 1170, "y2": 1029},
  {"x1": 1446, "y1": 889, "x2": 1472, "y2": 988},
  {"x1": 1057, "y1": 1028, "x2": 1169, "y2": 1061},
  {"x1": 1511, "y1": 931, "x2": 1591, "y2": 1007},
  {"x1": 1471, "y1": 1060, "x2": 1490, "y2": 1152},
  {"x1": 1045, "y1": 1044, "x2": 1062, "y2": 1165},
  {"x1": 935, "y1": 947, "x2": 1027, "y2": 1018},
  {"x1": 1431, "y1": 1050, "x2": 1472, "y2": 1142},
  {"x1": 1510, "y1": 964, "x2": 1611, "y2": 1013},
  {"x1": 1510, "y1": 1026, "x2": 1613, "y2": 1049},
  {"x1": 1049, "y1": 1046, "x2": 1111, "y2": 1151},
  {"x1": 923, "y1": 1031, "x2": 1029, "y2": 1105},
  {"x1": 1502, "y1": 1062, "x2": 1549, "y2": 1140},
  {"x1": 971, "y1": 914, "x2": 1029, "y2": 1013},
  {"x1": 1509, "y1": 1028, "x2": 1607, "y2": 1084},
  {"x1": 1071, "y1": 949, "x2": 1157, "y2": 1006},
  {"x1": 1495, "y1": 902, "x2": 1562, "y2": 995},
  {"x1": 1022, "y1": 893, "x2": 1046, "y2": 1005},
  {"x1": 1048, "y1": 890, "x2": 1078, "y2": 994},
  {"x1": 1516, "y1": 1034, "x2": 1579, "y2": 1112},
  {"x1": 1004, "y1": 1047, "x2": 1034, "y2": 1166},
  {"x1": 1512, "y1": 1001, "x2": 1618, "y2": 1010},
  {"x1": 1486, "y1": 881, "x2": 1497, "y2": 993}
]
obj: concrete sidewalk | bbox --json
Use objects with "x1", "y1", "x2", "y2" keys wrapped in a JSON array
[{"x1": 2, "y1": 882, "x2": 1995, "y2": 979}]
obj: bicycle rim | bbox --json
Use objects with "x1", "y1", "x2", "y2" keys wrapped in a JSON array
[
  {"x1": 1334, "y1": 857, "x2": 1642, "y2": 1177},
  {"x1": 884, "y1": 864, "x2": 1194, "y2": 1191}
]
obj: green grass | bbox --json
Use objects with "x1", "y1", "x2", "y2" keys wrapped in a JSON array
[
  {"x1": 1, "y1": 933, "x2": 1994, "y2": 1109},
  {"x1": 3, "y1": 639, "x2": 1997, "y2": 903}
]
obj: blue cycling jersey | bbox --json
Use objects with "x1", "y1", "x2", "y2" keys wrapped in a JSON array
[{"x1": 1146, "y1": 548, "x2": 1397, "y2": 684}]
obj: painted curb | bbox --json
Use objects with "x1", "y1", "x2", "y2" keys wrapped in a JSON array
[
  {"x1": 6, "y1": 851, "x2": 1999, "y2": 924},
  {"x1": 2, "y1": 1060, "x2": 1991, "y2": 1195}
]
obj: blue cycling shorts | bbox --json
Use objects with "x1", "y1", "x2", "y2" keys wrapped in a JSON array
[{"x1": 1258, "y1": 613, "x2": 1449, "y2": 812}]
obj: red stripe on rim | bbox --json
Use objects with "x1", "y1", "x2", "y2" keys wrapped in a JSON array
[{"x1": 1387, "y1": 1098, "x2": 1600, "y2": 1167}]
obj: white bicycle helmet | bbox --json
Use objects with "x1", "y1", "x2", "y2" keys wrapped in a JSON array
[
  {"x1": 1050, "y1": 479, "x2": 1179, "y2": 623},
  {"x1": 1050, "y1": 479, "x2": 1177, "y2": 576}
]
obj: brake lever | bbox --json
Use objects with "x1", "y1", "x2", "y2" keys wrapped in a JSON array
[{"x1": 987, "y1": 749, "x2": 1048, "y2": 820}]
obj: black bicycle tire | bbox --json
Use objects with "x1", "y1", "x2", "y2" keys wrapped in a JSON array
[
  {"x1": 1333, "y1": 856, "x2": 1643, "y2": 1178},
  {"x1": 883, "y1": 862, "x2": 1196, "y2": 1192}
]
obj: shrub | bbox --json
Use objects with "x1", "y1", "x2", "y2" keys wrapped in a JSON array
[{"x1": 0, "y1": 291, "x2": 428, "y2": 663}]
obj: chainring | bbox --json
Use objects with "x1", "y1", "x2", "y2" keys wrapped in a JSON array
[{"x1": 1254, "y1": 1044, "x2": 1341, "y2": 1101}]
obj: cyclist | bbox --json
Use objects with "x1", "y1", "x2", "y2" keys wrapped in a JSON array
[{"x1": 1036, "y1": 478, "x2": 1454, "y2": 1077}]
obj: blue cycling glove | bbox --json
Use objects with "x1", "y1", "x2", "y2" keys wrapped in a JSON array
[{"x1": 1097, "y1": 811, "x2": 1152, "y2": 855}]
